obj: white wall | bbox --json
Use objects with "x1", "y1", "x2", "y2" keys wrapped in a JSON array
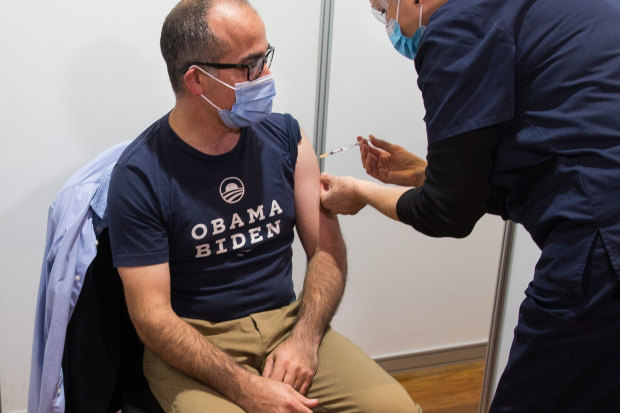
[
  {"x1": 0, "y1": 0, "x2": 503, "y2": 411},
  {"x1": 1, "y1": 3, "x2": 175, "y2": 411}
]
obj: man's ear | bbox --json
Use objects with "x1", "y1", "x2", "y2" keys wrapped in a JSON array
[{"x1": 183, "y1": 67, "x2": 205, "y2": 96}]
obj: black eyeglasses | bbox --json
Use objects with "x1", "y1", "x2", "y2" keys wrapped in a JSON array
[{"x1": 182, "y1": 45, "x2": 275, "y2": 81}]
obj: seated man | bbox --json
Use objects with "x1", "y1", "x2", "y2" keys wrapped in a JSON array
[{"x1": 107, "y1": 0, "x2": 421, "y2": 412}]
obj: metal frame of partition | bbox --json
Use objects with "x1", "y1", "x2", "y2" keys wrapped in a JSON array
[
  {"x1": 314, "y1": 0, "x2": 335, "y2": 171},
  {"x1": 479, "y1": 220, "x2": 516, "y2": 412}
]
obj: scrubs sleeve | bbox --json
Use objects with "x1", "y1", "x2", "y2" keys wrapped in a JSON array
[
  {"x1": 396, "y1": 127, "x2": 497, "y2": 238},
  {"x1": 416, "y1": 13, "x2": 515, "y2": 143}
]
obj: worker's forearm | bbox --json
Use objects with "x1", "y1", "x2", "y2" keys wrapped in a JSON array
[{"x1": 356, "y1": 180, "x2": 410, "y2": 222}]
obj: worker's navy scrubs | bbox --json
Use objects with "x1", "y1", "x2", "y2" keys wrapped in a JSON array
[{"x1": 415, "y1": 0, "x2": 620, "y2": 410}]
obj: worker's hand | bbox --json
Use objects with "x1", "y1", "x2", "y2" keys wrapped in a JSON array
[
  {"x1": 358, "y1": 135, "x2": 427, "y2": 187},
  {"x1": 262, "y1": 335, "x2": 319, "y2": 396},
  {"x1": 239, "y1": 375, "x2": 319, "y2": 413},
  {"x1": 320, "y1": 173, "x2": 367, "y2": 215}
]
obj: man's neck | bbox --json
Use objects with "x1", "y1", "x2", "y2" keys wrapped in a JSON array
[{"x1": 168, "y1": 102, "x2": 241, "y2": 156}]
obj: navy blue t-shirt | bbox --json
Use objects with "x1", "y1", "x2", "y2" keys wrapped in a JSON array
[
  {"x1": 108, "y1": 113, "x2": 301, "y2": 322},
  {"x1": 415, "y1": 0, "x2": 620, "y2": 294}
]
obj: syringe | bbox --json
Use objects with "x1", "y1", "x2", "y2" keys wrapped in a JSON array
[{"x1": 319, "y1": 142, "x2": 360, "y2": 159}]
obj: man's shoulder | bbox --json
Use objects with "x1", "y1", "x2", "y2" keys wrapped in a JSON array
[
  {"x1": 259, "y1": 112, "x2": 296, "y2": 130},
  {"x1": 117, "y1": 122, "x2": 159, "y2": 165},
  {"x1": 253, "y1": 112, "x2": 301, "y2": 143},
  {"x1": 109, "y1": 114, "x2": 174, "y2": 195},
  {"x1": 116, "y1": 116, "x2": 167, "y2": 167}
]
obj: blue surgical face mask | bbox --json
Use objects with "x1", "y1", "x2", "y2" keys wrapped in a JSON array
[
  {"x1": 193, "y1": 65, "x2": 276, "y2": 128},
  {"x1": 386, "y1": 1, "x2": 426, "y2": 60}
]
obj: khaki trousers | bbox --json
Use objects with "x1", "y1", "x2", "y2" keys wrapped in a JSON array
[{"x1": 144, "y1": 300, "x2": 422, "y2": 413}]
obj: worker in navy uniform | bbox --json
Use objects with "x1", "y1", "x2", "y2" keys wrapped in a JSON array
[{"x1": 321, "y1": 0, "x2": 620, "y2": 411}]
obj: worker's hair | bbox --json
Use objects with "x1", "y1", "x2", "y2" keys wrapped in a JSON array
[{"x1": 160, "y1": 0, "x2": 252, "y2": 94}]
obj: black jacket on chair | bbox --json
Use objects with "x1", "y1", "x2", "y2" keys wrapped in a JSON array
[{"x1": 61, "y1": 229, "x2": 163, "y2": 413}]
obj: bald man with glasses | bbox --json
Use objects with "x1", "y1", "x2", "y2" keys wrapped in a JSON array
[{"x1": 107, "y1": 1, "x2": 421, "y2": 412}]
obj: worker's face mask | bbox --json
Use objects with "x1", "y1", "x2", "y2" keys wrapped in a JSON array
[
  {"x1": 192, "y1": 65, "x2": 276, "y2": 129},
  {"x1": 386, "y1": 1, "x2": 426, "y2": 60}
]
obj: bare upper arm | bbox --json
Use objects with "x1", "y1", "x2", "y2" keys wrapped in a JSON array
[
  {"x1": 294, "y1": 130, "x2": 346, "y2": 262},
  {"x1": 118, "y1": 263, "x2": 172, "y2": 327}
]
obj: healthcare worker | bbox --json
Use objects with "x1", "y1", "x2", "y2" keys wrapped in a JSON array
[{"x1": 320, "y1": 0, "x2": 620, "y2": 411}]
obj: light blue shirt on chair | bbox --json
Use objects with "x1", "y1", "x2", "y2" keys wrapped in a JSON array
[{"x1": 28, "y1": 141, "x2": 129, "y2": 413}]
